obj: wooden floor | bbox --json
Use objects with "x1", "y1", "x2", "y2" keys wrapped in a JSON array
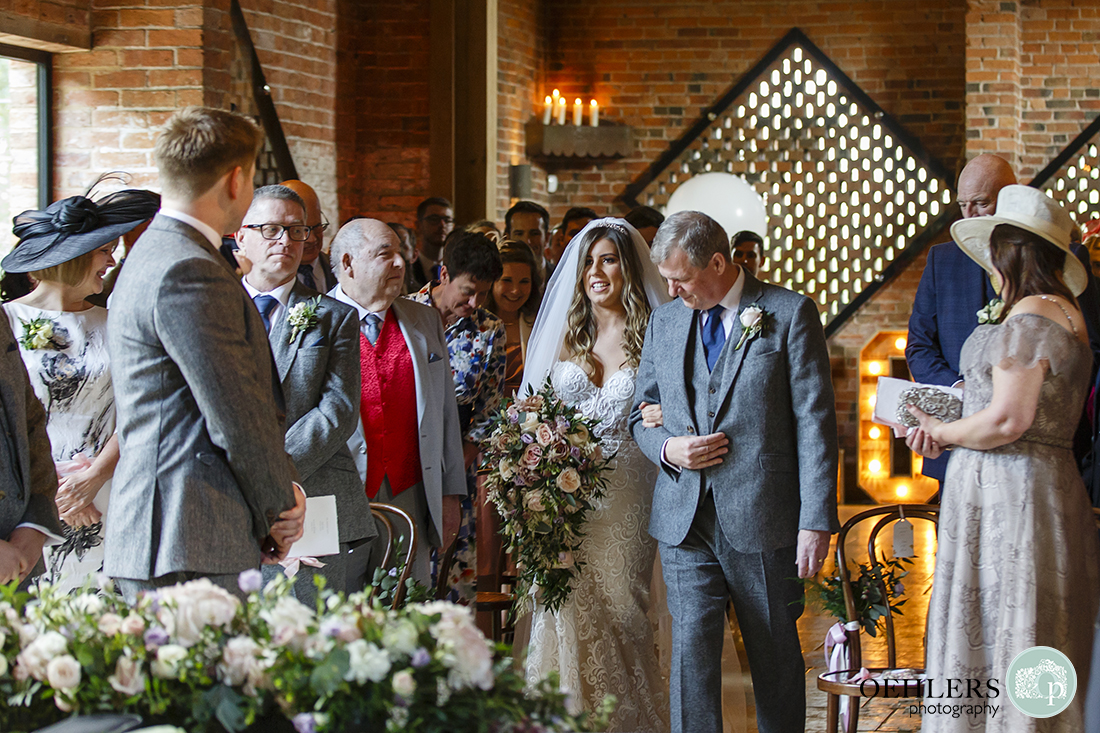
[{"x1": 728, "y1": 505, "x2": 937, "y2": 733}]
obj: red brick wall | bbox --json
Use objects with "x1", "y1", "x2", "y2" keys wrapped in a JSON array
[
  {"x1": 496, "y1": 0, "x2": 546, "y2": 222},
  {"x1": 335, "y1": 0, "x2": 431, "y2": 228}
]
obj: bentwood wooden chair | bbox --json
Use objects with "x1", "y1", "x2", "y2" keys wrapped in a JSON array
[
  {"x1": 816, "y1": 504, "x2": 939, "y2": 733},
  {"x1": 368, "y1": 502, "x2": 418, "y2": 609}
]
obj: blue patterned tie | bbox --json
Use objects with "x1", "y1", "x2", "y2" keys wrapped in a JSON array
[
  {"x1": 254, "y1": 294, "x2": 279, "y2": 333},
  {"x1": 701, "y1": 304, "x2": 727, "y2": 372},
  {"x1": 297, "y1": 263, "x2": 317, "y2": 291},
  {"x1": 364, "y1": 313, "x2": 382, "y2": 345}
]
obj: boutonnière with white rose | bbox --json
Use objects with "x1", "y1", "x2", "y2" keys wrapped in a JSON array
[
  {"x1": 976, "y1": 297, "x2": 1005, "y2": 325},
  {"x1": 735, "y1": 304, "x2": 771, "y2": 350},
  {"x1": 286, "y1": 295, "x2": 322, "y2": 342}
]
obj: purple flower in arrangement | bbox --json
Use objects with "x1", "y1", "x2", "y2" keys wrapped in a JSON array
[
  {"x1": 292, "y1": 713, "x2": 317, "y2": 733},
  {"x1": 513, "y1": 475, "x2": 527, "y2": 487},
  {"x1": 238, "y1": 568, "x2": 263, "y2": 594},
  {"x1": 894, "y1": 581, "x2": 905, "y2": 596},
  {"x1": 570, "y1": 446, "x2": 581, "y2": 459},
  {"x1": 521, "y1": 433, "x2": 534, "y2": 444},
  {"x1": 144, "y1": 626, "x2": 169, "y2": 649},
  {"x1": 411, "y1": 647, "x2": 431, "y2": 668},
  {"x1": 556, "y1": 416, "x2": 569, "y2": 432}
]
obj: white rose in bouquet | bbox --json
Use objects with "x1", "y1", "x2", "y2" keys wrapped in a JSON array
[
  {"x1": 436, "y1": 618, "x2": 493, "y2": 691},
  {"x1": 520, "y1": 412, "x2": 540, "y2": 432},
  {"x1": 109, "y1": 653, "x2": 146, "y2": 696},
  {"x1": 98, "y1": 613, "x2": 123, "y2": 637},
  {"x1": 345, "y1": 639, "x2": 391, "y2": 684},
  {"x1": 556, "y1": 467, "x2": 581, "y2": 494},
  {"x1": 0, "y1": 652, "x2": 8, "y2": 678},
  {"x1": 392, "y1": 669, "x2": 417, "y2": 697},
  {"x1": 565, "y1": 424, "x2": 589, "y2": 447},
  {"x1": 218, "y1": 636, "x2": 262, "y2": 687},
  {"x1": 18, "y1": 630, "x2": 68, "y2": 681},
  {"x1": 158, "y1": 579, "x2": 240, "y2": 647},
  {"x1": 382, "y1": 619, "x2": 419, "y2": 657},
  {"x1": 152, "y1": 644, "x2": 189, "y2": 679},
  {"x1": 120, "y1": 614, "x2": 146, "y2": 636},
  {"x1": 260, "y1": 596, "x2": 315, "y2": 649},
  {"x1": 71, "y1": 593, "x2": 104, "y2": 616},
  {"x1": 524, "y1": 489, "x2": 546, "y2": 512},
  {"x1": 46, "y1": 654, "x2": 81, "y2": 691}
]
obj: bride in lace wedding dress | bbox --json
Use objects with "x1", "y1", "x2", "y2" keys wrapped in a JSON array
[{"x1": 518, "y1": 219, "x2": 746, "y2": 733}]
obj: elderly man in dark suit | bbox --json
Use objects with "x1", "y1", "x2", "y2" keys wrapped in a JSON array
[
  {"x1": 106, "y1": 107, "x2": 306, "y2": 602},
  {"x1": 0, "y1": 317, "x2": 63, "y2": 585},
  {"x1": 236, "y1": 184, "x2": 371, "y2": 602},
  {"x1": 630, "y1": 211, "x2": 839, "y2": 733}
]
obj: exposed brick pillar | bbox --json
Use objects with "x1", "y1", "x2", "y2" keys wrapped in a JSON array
[{"x1": 965, "y1": 0, "x2": 1023, "y2": 167}]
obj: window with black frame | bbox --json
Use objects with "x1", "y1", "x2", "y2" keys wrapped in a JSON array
[{"x1": 0, "y1": 44, "x2": 50, "y2": 254}]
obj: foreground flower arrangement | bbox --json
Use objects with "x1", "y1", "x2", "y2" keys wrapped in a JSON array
[
  {"x1": 0, "y1": 573, "x2": 606, "y2": 733},
  {"x1": 482, "y1": 381, "x2": 613, "y2": 615}
]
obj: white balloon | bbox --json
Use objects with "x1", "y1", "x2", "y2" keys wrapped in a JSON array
[{"x1": 664, "y1": 172, "x2": 768, "y2": 242}]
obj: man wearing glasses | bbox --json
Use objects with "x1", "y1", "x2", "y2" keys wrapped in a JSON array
[
  {"x1": 236, "y1": 184, "x2": 371, "y2": 600},
  {"x1": 410, "y1": 196, "x2": 454, "y2": 291},
  {"x1": 282, "y1": 179, "x2": 337, "y2": 293}
]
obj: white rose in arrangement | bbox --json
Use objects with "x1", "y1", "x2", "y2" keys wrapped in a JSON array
[
  {"x1": 46, "y1": 654, "x2": 81, "y2": 691},
  {"x1": 524, "y1": 489, "x2": 546, "y2": 512},
  {"x1": 436, "y1": 619, "x2": 493, "y2": 691},
  {"x1": 0, "y1": 652, "x2": 8, "y2": 678},
  {"x1": 556, "y1": 467, "x2": 581, "y2": 494},
  {"x1": 18, "y1": 630, "x2": 68, "y2": 681},
  {"x1": 71, "y1": 593, "x2": 104, "y2": 616},
  {"x1": 392, "y1": 669, "x2": 417, "y2": 698},
  {"x1": 345, "y1": 639, "x2": 391, "y2": 684},
  {"x1": 499, "y1": 458, "x2": 515, "y2": 480},
  {"x1": 382, "y1": 619, "x2": 419, "y2": 657},
  {"x1": 260, "y1": 596, "x2": 315, "y2": 649},
  {"x1": 740, "y1": 305, "x2": 764, "y2": 329},
  {"x1": 120, "y1": 614, "x2": 146, "y2": 636},
  {"x1": 18, "y1": 622, "x2": 38, "y2": 647},
  {"x1": 98, "y1": 612, "x2": 123, "y2": 636},
  {"x1": 218, "y1": 636, "x2": 262, "y2": 687},
  {"x1": 152, "y1": 644, "x2": 189, "y2": 679},
  {"x1": 565, "y1": 424, "x2": 589, "y2": 447},
  {"x1": 109, "y1": 654, "x2": 146, "y2": 696},
  {"x1": 520, "y1": 411, "x2": 540, "y2": 432},
  {"x1": 158, "y1": 579, "x2": 240, "y2": 647},
  {"x1": 0, "y1": 628, "x2": 7, "y2": 648}
]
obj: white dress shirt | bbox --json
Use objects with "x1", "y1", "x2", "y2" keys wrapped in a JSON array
[
  {"x1": 242, "y1": 277, "x2": 296, "y2": 330},
  {"x1": 159, "y1": 208, "x2": 224, "y2": 249},
  {"x1": 330, "y1": 284, "x2": 390, "y2": 340}
]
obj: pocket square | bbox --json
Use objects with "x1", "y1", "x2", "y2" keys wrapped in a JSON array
[
  {"x1": 307, "y1": 337, "x2": 324, "y2": 348},
  {"x1": 428, "y1": 352, "x2": 442, "y2": 363}
]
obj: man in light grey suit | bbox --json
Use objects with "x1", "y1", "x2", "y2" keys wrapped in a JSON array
[
  {"x1": 106, "y1": 107, "x2": 306, "y2": 602},
  {"x1": 0, "y1": 317, "x2": 63, "y2": 585},
  {"x1": 236, "y1": 185, "x2": 372, "y2": 603},
  {"x1": 630, "y1": 211, "x2": 839, "y2": 733},
  {"x1": 328, "y1": 218, "x2": 465, "y2": 587}
]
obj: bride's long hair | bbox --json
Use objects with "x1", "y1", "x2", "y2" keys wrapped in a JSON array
[{"x1": 562, "y1": 224, "x2": 653, "y2": 374}]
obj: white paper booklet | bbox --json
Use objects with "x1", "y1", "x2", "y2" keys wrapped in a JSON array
[
  {"x1": 286, "y1": 495, "x2": 340, "y2": 559},
  {"x1": 873, "y1": 377, "x2": 963, "y2": 430}
]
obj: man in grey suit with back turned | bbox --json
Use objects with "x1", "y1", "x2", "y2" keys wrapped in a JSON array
[
  {"x1": 630, "y1": 211, "x2": 839, "y2": 733},
  {"x1": 106, "y1": 107, "x2": 306, "y2": 602},
  {"x1": 328, "y1": 218, "x2": 465, "y2": 586},
  {"x1": 236, "y1": 184, "x2": 372, "y2": 602}
]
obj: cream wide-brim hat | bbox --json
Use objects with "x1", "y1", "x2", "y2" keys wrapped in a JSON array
[{"x1": 950, "y1": 184, "x2": 1087, "y2": 296}]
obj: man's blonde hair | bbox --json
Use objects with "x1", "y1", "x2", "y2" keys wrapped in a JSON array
[{"x1": 154, "y1": 107, "x2": 263, "y2": 199}]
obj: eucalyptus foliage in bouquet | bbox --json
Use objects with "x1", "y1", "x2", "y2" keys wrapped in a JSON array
[
  {"x1": 482, "y1": 379, "x2": 613, "y2": 615},
  {"x1": 0, "y1": 573, "x2": 607, "y2": 733},
  {"x1": 800, "y1": 557, "x2": 912, "y2": 638}
]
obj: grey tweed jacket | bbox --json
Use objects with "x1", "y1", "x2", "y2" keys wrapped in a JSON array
[
  {"x1": 269, "y1": 281, "x2": 372, "y2": 544},
  {"x1": 105, "y1": 214, "x2": 298, "y2": 580},
  {"x1": 630, "y1": 272, "x2": 840, "y2": 551}
]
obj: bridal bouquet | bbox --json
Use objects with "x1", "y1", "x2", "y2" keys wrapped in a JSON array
[{"x1": 482, "y1": 379, "x2": 613, "y2": 615}]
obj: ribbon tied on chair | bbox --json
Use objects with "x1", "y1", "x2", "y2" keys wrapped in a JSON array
[{"x1": 825, "y1": 620, "x2": 863, "y2": 729}]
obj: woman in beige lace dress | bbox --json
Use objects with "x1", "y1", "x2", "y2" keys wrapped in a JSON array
[{"x1": 907, "y1": 185, "x2": 1100, "y2": 732}]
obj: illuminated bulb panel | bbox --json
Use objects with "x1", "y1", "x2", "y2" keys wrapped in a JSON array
[
  {"x1": 1041, "y1": 135, "x2": 1100, "y2": 224},
  {"x1": 632, "y1": 42, "x2": 952, "y2": 331}
]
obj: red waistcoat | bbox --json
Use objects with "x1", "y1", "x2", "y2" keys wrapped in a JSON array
[{"x1": 360, "y1": 310, "x2": 422, "y2": 498}]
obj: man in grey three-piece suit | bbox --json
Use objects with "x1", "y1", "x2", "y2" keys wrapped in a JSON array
[
  {"x1": 237, "y1": 185, "x2": 373, "y2": 603},
  {"x1": 106, "y1": 107, "x2": 306, "y2": 601},
  {"x1": 630, "y1": 211, "x2": 839, "y2": 733},
  {"x1": 328, "y1": 218, "x2": 466, "y2": 587},
  {"x1": 0, "y1": 317, "x2": 63, "y2": 585}
]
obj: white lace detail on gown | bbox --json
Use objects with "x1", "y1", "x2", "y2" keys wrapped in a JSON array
[{"x1": 525, "y1": 361, "x2": 670, "y2": 732}]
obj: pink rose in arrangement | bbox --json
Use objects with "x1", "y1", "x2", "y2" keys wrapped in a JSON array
[
  {"x1": 535, "y1": 423, "x2": 555, "y2": 446},
  {"x1": 556, "y1": 467, "x2": 581, "y2": 494},
  {"x1": 522, "y1": 443, "x2": 543, "y2": 468}
]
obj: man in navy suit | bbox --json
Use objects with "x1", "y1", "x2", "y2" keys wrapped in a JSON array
[{"x1": 907, "y1": 154, "x2": 1100, "y2": 486}]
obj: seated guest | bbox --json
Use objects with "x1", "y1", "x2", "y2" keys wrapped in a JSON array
[
  {"x1": 624, "y1": 205, "x2": 665, "y2": 245},
  {"x1": 484, "y1": 241, "x2": 542, "y2": 397},
  {"x1": 236, "y1": 185, "x2": 371, "y2": 603},
  {"x1": 3, "y1": 187, "x2": 158, "y2": 592},
  {"x1": 465, "y1": 219, "x2": 502, "y2": 244},
  {"x1": 408, "y1": 230, "x2": 505, "y2": 602},
  {"x1": 105, "y1": 107, "x2": 305, "y2": 603},
  {"x1": 731, "y1": 229, "x2": 764, "y2": 276},
  {"x1": 548, "y1": 206, "x2": 597, "y2": 278},
  {"x1": 330, "y1": 218, "x2": 464, "y2": 586},
  {"x1": 0, "y1": 308, "x2": 64, "y2": 586},
  {"x1": 410, "y1": 197, "x2": 454, "y2": 291},
  {"x1": 504, "y1": 200, "x2": 551, "y2": 263},
  {"x1": 388, "y1": 222, "x2": 418, "y2": 294},
  {"x1": 281, "y1": 179, "x2": 338, "y2": 293}
]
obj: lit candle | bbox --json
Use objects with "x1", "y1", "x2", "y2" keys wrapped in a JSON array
[
  {"x1": 543, "y1": 95, "x2": 553, "y2": 125},
  {"x1": 556, "y1": 97, "x2": 566, "y2": 125},
  {"x1": 589, "y1": 99, "x2": 599, "y2": 127},
  {"x1": 573, "y1": 98, "x2": 583, "y2": 126},
  {"x1": 552, "y1": 88, "x2": 560, "y2": 104}
]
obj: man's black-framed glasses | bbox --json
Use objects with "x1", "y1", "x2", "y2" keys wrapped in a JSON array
[
  {"x1": 307, "y1": 213, "x2": 331, "y2": 237},
  {"x1": 242, "y1": 223, "x2": 311, "y2": 241}
]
